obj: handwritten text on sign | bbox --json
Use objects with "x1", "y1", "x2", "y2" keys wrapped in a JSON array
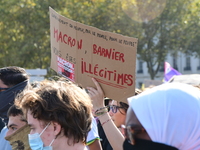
[{"x1": 50, "y1": 7, "x2": 137, "y2": 102}]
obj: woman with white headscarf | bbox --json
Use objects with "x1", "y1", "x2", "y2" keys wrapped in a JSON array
[{"x1": 123, "y1": 83, "x2": 200, "y2": 150}]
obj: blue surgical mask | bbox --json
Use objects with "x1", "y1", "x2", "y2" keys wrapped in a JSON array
[{"x1": 28, "y1": 122, "x2": 55, "y2": 150}]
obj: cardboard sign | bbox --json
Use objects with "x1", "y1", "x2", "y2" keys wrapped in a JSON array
[{"x1": 50, "y1": 7, "x2": 137, "y2": 103}]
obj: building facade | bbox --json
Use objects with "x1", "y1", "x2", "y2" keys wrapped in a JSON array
[
  {"x1": 26, "y1": 69, "x2": 47, "y2": 82},
  {"x1": 135, "y1": 52, "x2": 200, "y2": 88}
]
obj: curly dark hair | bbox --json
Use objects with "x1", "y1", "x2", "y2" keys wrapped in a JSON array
[{"x1": 15, "y1": 79, "x2": 92, "y2": 145}]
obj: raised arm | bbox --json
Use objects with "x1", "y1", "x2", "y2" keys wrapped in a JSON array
[{"x1": 86, "y1": 78, "x2": 125, "y2": 150}]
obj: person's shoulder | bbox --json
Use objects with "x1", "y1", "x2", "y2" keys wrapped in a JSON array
[
  {"x1": 0, "y1": 127, "x2": 12, "y2": 150},
  {"x1": 0, "y1": 126, "x2": 8, "y2": 135}
]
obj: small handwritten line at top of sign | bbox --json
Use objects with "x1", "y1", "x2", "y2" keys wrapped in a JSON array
[
  {"x1": 88, "y1": 76, "x2": 127, "y2": 89},
  {"x1": 51, "y1": 13, "x2": 68, "y2": 26}
]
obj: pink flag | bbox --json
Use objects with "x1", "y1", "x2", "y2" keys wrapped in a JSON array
[{"x1": 164, "y1": 62, "x2": 181, "y2": 82}]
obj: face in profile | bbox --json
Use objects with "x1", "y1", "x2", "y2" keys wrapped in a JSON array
[
  {"x1": 27, "y1": 110, "x2": 55, "y2": 147},
  {"x1": 6, "y1": 115, "x2": 27, "y2": 137},
  {"x1": 108, "y1": 100, "x2": 126, "y2": 128}
]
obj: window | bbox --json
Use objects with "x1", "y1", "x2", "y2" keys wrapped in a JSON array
[
  {"x1": 159, "y1": 62, "x2": 164, "y2": 72},
  {"x1": 173, "y1": 55, "x2": 178, "y2": 70},
  {"x1": 184, "y1": 56, "x2": 191, "y2": 71},
  {"x1": 197, "y1": 59, "x2": 200, "y2": 70},
  {"x1": 137, "y1": 60, "x2": 143, "y2": 73}
]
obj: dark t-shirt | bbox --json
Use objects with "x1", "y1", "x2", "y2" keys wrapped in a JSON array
[
  {"x1": 97, "y1": 119, "x2": 178, "y2": 150},
  {"x1": 97, "y1": 121, "x2": 113, "y2": 150},
  {"x1": 123, "y1": 138, "x2": 179, "y2": 150}
]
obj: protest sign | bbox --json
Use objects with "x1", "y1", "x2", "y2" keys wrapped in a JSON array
[{"x1": 50, "y1": 7, "x2": 137, "y2": 103}]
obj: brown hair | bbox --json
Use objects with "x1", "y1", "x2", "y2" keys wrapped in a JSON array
[{"x1": 15, "y1": 79, "x2": 92, "y2": 144}]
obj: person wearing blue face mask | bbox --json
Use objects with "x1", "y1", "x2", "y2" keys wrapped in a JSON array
[
  {"x1": 28, "y1": 122, "x2": 54, "y2": 150},
  {"x1": 15, "y1": 79, "x2": 93, "y2": 150}
]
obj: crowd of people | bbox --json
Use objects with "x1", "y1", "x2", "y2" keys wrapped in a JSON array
[{"x1": 1, "y1": 66, "x2": 200, "y2": 150}]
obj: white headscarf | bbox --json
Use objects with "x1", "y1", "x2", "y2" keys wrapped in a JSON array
[{"x1": 128, "y1": 83, "x2": 200, "y2": 150}]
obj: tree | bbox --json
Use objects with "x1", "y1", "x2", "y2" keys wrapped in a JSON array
[
  {"x1": 119, "y1": 0, "x2": 200, "y2": 79},
  {"x1": 0, "y1": 0, "x2": 199, "y2": 80},
  {"x1": 177, "y1": 0, "x2": 200, "y2": 56},
  {"x1": 0, "y1": 0, "x2": 66, "y2": 69}
]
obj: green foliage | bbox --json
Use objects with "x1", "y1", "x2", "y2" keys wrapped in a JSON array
[
  {"x1": 0, "y1": 0, "x2": 65, "y2": 69},
  {"x1": 0, "y1": 0, "x2": 199, "y2": 79}
]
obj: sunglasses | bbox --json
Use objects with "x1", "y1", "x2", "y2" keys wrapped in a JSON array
[
  {"x1": 0, "y1": 88, "x2": 9, "y2": 92},
  {"x1": 108, "y1": 105, "x2": 124, "y2": 113},
  {"x1": 121, "y1": 124, "x2": 146, "y2": 145}
]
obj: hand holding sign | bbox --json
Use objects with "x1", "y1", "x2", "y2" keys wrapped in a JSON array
[{"x1": 86, "y1": 78, "x2": 105, "y2": 112}]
